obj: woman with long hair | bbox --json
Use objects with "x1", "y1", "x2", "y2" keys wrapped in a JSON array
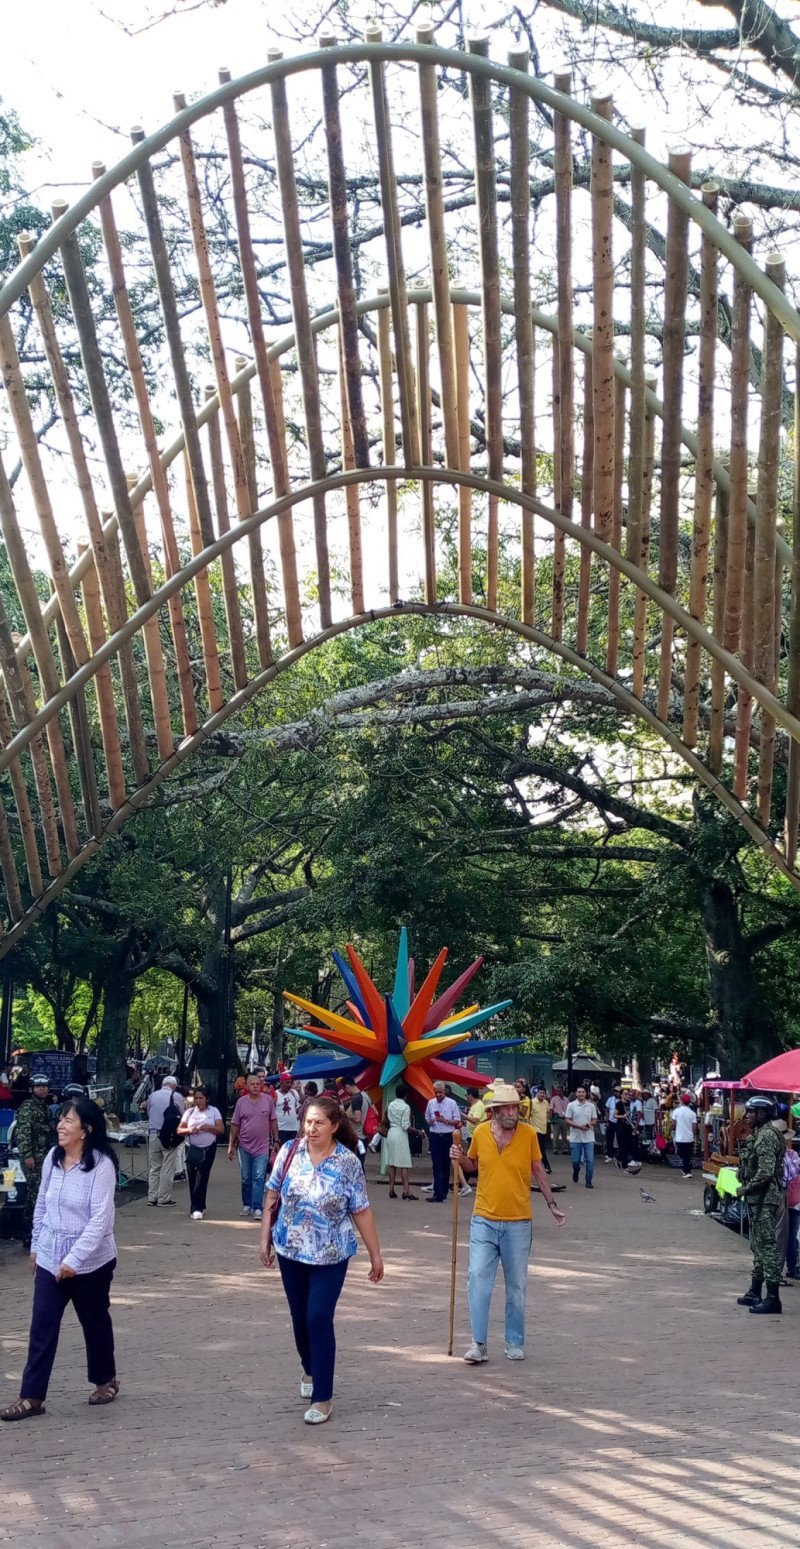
[
  {"x1": 260, "y1": 1096, "x2": 383, "y2": 1425},
  {"x1": 1, "y1": 1097, "x2": 119, "y2": 1420},
  {"x1": 176, "y1": 1086, "x2": 224, "y2": 1219},
  {"x1": 383, "y1": 1081, "x2": 417, "y2": 1200}
]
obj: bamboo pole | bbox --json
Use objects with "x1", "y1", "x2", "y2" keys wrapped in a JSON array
[
  {"x1": 79, "y1": 546, "x2": 126, "y2": 809},
  {"x1": 337, "y1": 327, "x2": 366, "y2": 614},
  {"x1": 468, "y1": 36, "x2": 503, "y2": 614},
  {"x1": 127, "y1": 475, "x2": 175, "y2": 763},
  {"x1": 319, "y1": 34, "x2": 370, "y2": 469},
  {"x1": 754, "y1": 254, "x2": 786, "y2": 828},
  {"x1": 577, "y1": 345, "x2": 594, "y2": 655},
  {"x1": 786, "y1": 344, "x2": 800, "y2": 867},
  {"x1": 377, "y1": 290, "x2": 400, "y2": 602},
  {"x1": 415, "y1": 19, "x2": 460, "y2": 472},
  {"x1": 683, "y1": 184, "x2": 719, "y2": 749},
  {"x1": 184, "y1": 453, "x2": 224, "y2": 714},
  {"x1": 657, "y1": 148, "x2": 692, "y2": 719},
  {"x1": 591, "y1": 93, "x2": 615, "y2": 669},
  {"x1": 708, "y1": 471, "x2": 730, "y2": 776},
  {"x1": 509, "y1": 46, "x2": 535, "y2": 626},
  {"x1": 90, "y1": 175, "x2": 197, "y2": 737},
  {"x1": 16, "y1": 228, "x2": 141, "y2": 784},
  {"x1": 0, "y1": 786, "x2": 21, "y2": 922},
  {"x1": 266, "y1": 55, "x2": 332, "y2": 630},
  {"x1": 632, "y1": 371, "x2": 658, "y2": 698},
  {"x1": 453, "y1": 301, "x2": 473, "y2": 605},
  {"x1": 723, "y1": 217, "x2": 753, "y2": 658},
  {"x1": 204, "y1": 387, "x2": 249, "y2": 689},
  {"x1": 219, "y1": 74, "x2": 302, "y2": 649},
  {"x1": 261, "y1": 351, "x2": 303, "y2": 646},
  {"x1": 554, "y1": 71, "x2": 575, "y2": 607},
  {"x1": 0, "y1": 453, "x2": 79, "y2": 858},
  {"x1": 0, "y1": 602, "x2": 61, "y2": 879},
  {"x1": 365, "y1": 24, "x2": 420, "y2": 468},
  {"x1": 552, "y1": 337, "x2": 562, "y2": 632},
  {"x1": 626, "y1": 127, "x2": 647, "y2": 573},
  {"x1": 0, "y1": 687, "x2": 43, "y2": 899},
  {"x1": 607, "y1": 367, "x2": 626, "y2": 677},
  {"x1": 733, "y1": 511, "x2": 756, "y2": 799},
  {"x1": 233, "y1": 362, "x2": 273, "y2": 668},
  {"x1": 53, "y1": 604, "x2": 102, "y2": 840},
  {"x1": 0, "y1": 314, "x2": 89, "y2": 670},
  {"x1": 415, "y1": 290, "x2": 437, "y2": 603}
]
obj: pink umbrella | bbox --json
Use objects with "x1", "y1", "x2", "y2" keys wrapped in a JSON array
[{"x1": 741, "y1": 1050, "x2": 800, "y2": 1091}]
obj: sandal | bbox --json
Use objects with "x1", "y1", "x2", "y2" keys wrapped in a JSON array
[
  {"x1": 388, "y1": 1189, "x2": 398, "y2": 1198},
  {"x1": 402, "y1": 1193, "x2": 418, "y2": 1201},
  {"x1": 1, "y1": 1397, "x2": 45, "y2": 1422},
  {"x1": 88, "y1": 1379, "x2": 119, "y2": 1406},
  {"x1": 304, "y1": 1404, "x2": 332, "y2": 1424}
]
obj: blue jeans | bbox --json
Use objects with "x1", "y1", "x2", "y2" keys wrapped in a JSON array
[
  {"x1": 239, "y1": 1147, "x2": 270, "y2": 1211},
  {"x1": 278, "y1": 1253, "x2": 349, "y2": 1403},
  {"x1": 570, "y1": 1142, "x2": 595, "y2": 1183},
  {"x1": 467, "y1": 1215, "x2": 532, "y2": 1349}
]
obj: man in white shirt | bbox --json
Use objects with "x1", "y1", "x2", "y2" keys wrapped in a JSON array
[
  {"x1": 144, "y1": 1075, "x2": 185, "y2": 1207},
  {"x1": 274, "y1": 1073, "x2": 302, "y2": 1145},
  {"x1": 425, "y1": 1081, "x2": 461, "y2": 1203},
  {"x1": 673, "y1": 1094, "x2": 697, "y2": 1178},
  {"x1": 642, "y1": 1089, "x2": 658, "y2": 1142},
  {"x1": 548, "y1": 1087, "x2": 568, "y2": 1154},
  {"x1": 565, "y1": 1086, "x2": 598, "y2": 1188},
  {"x1": 604, "y1": 1087, "x2": 621, "y2": 1164}
]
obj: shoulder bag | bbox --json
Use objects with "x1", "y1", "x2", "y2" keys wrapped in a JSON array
[{"x1": 267, "y1": 1134, "x2": 302, "y2": 1234}]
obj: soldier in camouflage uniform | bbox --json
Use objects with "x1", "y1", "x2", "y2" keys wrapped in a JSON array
[
  {"x1": 736, "y1": 1096, "x2": 786, "y2": 1315},
  {"x1": 15, "y1": 1074, "x2": 56, "y2": 1248}
]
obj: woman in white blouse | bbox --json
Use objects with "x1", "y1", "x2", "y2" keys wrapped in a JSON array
[
  {"x1": 1, "y1": 1096, "x2": 119, "y2": 1421},
  {"x1": 176, "y1": 1085, "x2": 224, "y2": 1219}
]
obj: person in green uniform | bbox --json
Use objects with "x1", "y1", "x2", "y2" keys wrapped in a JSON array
[
  {"x1": 15, "y1": 1074, "x2": 56, "y2": 1249},
  {"x1": 736, "y1": 1096, "x2": 786, "y2": 1315}
]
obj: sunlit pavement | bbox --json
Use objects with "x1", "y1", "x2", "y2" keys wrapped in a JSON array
[{"x1": 1, "y1": 1149, "x2": 797, "y2": 1548}]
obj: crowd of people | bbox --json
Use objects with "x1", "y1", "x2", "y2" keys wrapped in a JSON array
[{"x1": 0, "y1": 1062, "x2": 737, "y2": 1431}]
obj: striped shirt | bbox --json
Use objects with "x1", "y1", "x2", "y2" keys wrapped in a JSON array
[{"x1": 31, "y1": 1148, "x2": 117, "y2": 1275}]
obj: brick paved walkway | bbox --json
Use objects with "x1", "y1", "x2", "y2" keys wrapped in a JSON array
[{"x1": 1, "y1": 1149, "x2": 798, "y2": 1548}]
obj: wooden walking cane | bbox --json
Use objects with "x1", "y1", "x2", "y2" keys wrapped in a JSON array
[{"x1": 448, "y1": 1126, "x2": 462, "y2": 1356}]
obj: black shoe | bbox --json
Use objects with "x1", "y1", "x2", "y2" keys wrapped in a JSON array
[
  {"x1": 750, "y1": 1283, "x2": 782, "y2": 1315},
  {"x1": 585, "y1": 1182, "x2": 594, "y2": 1189},
  {"x1": 572, "y1": 1168, "x2": 580, "y2": 1183},
  {"x1": 737, "y1": 1279, "x2": 763, "y2": 1306}
]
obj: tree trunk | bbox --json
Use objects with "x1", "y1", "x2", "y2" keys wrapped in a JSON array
[
  {"x1": 194, "y1": 935, "x2": 237, "y2": 1110},
  {"x1": 96, "y1": 975, "x2": 134, "y2": 1116},
  {"x1": 267, "y1": 957, "x2": 285, "y2": 1071},
  {"x1": 701, "y1": 880, "x2": 783, "y2": 1076}
]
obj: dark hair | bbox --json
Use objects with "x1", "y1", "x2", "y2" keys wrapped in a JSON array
[
  {"x1": 466, "y1": 1086, "x2": 479, "y2": 1099},
  {"x1": 304, "y1": 1096, "x2": 358, "y2": 1153},
  {"x1": 53, "y1": 1097, "x2": 116, "y2": 1173},
  {"x1": 304, "y1": 1081, "x2": 318, "y2": 1097},
  {"x1": 517, "y1": 1079, "x2": 532, "y2": 1098},
  {"x1": 194, "y1": 1085, "x2": 209, "y2": 1102},
  {"x1": 396, "y1": 1081, "x2": 409, "y2": 1100}
]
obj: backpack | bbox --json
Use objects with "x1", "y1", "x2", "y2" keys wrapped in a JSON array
[
  {"x1": 158, "y1": 1093, "x2": 182, "y2": 1150},
  {"x1": 363, "y1": 1101, "x2": 379, "y2": 1139}
]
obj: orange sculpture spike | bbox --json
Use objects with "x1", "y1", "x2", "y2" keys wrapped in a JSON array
[
  {"x1": 284, "y1": 991, "x2": 380, "y2": 1057},
  {"x1": 402, "y1": 947, "x2": 448, "y2": 1042},
  {"x1": 404, "y1": 1064, "x2": 436, "y2": 1104},
  {"x1": 345, "y1": 944, "x2": 387, "y2": 1036}
]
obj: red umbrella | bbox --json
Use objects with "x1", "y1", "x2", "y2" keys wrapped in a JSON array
[{"x1": 741, "y1": 1050, "x2": 800, "y2": 1091}]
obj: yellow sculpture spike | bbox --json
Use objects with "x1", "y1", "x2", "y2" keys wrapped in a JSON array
[
  {"x1": 404, "y1": 1031, "x2": 469, "y2": 1064},
  {"x1": 439, "y1": 1004, "x2": 479, "y2": 1026},
  {"x1": 283, "y1": 992, "x2": 379, "y2": 1053}
]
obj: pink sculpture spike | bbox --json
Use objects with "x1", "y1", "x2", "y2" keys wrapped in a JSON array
[{"x1": 423, "y1": 956, "x2": 484, "y2": 1033}]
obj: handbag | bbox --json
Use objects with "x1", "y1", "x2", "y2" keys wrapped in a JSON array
[
  {"x1": 267, "y1": 1134, "x2": 302, "y2": 1234},
  {"x1": 186, "y1": 1143, "x2": 207, "y2": 1169},
  {"x1": 378, "y1": 1112, "x2": 391, "y2": 1139}
]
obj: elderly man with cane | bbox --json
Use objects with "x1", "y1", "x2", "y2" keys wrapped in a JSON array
[{"x1": 450, "y1": 1082, "x2": 565, "y2": 1363}]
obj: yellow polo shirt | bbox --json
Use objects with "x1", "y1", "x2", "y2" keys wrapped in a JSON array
[
  {"x1": 468, "y1": 1121, "x2": 542, "y2": 1221},
  {"x1": 529, "y1": 1097, "x2": 549, "y2": 1135}
]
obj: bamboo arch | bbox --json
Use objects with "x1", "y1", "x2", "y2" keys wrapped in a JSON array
[{"x1": 0, "y1": 37, "x2": 798, "y2": 954}]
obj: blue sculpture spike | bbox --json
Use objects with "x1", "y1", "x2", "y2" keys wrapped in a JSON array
[
  {"x1": 393, "y1": 928, "x2": 410, "y2": 1019},
  {"x1": 420, "y1": 1000, "x2": 513, "y2": 1039},
  {"x1": 385, "y1": 993, "x2": 407, "y2": 1056},
  {"x1": 380, "y1": 1052, "x2": 407, "y2": 1086},
  {"x1": 333, "y1": 950, "x2": 372, "y2": 1029}
]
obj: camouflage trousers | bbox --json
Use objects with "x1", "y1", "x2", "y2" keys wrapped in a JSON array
[
  {"x1": 749, "y1": 1198, "x2": 781, "y2": 1284},
  {"x1": 22, "y1": 1162, "x2": 43, "y2": 1245}
]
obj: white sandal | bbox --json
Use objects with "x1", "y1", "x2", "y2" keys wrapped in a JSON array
[{"x1": 304, "y1": 1405, "x2": 331, "y2": 1424}]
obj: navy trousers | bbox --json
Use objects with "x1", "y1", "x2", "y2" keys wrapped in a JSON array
[
  {"x1": 277, "y1": 1253, "x2": 349, "y2": 1404},
  {"x1": 21, "y1": 1260, "x2": 116, "y2": 1400},
  {"x1": 429, "y1": 1132, "x2": 452, "y2": 1201}
]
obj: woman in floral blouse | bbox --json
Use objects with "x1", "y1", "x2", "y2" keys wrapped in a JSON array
[{"x1": 260, "y1": 1096, "x2": 383, "y2": 1425}]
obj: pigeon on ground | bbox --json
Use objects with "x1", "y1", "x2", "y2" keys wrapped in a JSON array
[{"x1": 640, "y1": 1187, "x2": 656, "y2": 1203}]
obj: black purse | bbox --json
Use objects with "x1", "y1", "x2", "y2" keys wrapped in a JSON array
[{"x1": 186, "y1": 1143, "x2": 207, "y2": 1169}]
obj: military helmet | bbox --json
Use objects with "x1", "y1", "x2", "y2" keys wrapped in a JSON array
[{"x1": 744, "y1": 1096, "x2": 774, "y2": 1118}]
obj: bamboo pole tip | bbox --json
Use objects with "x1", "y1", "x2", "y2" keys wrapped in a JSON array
[
  {"x1": 667, "y1": 145, "x2": 692, "y2": 178},
  {"x1": 131, "y1": 126, "x2": 145, "y2": 144},
  {"x1": 91, "y1": 161, "x2": 106, "y2": 180},
  {"x1": 553, "y1": 70, "x2": 571, "y2": 93},
  {"x1": 125, "y1": 473, "x2": 138, "y2": 493},
  {"x1": 701, "y1": 181, "x2": 720, "y2": 206},
  {"x1": 173, "y1": 91, "x2": 187, "y2": 111},
  {"x1": 416, "y1": 19, "x2": 436, "y2": 44},
  {"x1": 318, "y1": 28, "x2": 336, "y2": 47},
  {"x1": 467, "y1": 35, "x2": 490, "y2": 56},
  {"x1": 234, "y1": 355, "x2": 248, "y2": 372},
  {"x1": 218, "y1": 67, "x2": 231, "y2": 83},
  {"x1": 507, "y1": 47, "x2": 529, "y2": 71},
  {"x1": 51, "y1": 198, "x2": 69, "y2": 221},
  {"x1": 267, "y1": 46, "x2": 283, "y2": 62},
  {"x1": 630, "y1": 125, "x2": 646, "y2": 143},
  {"x1": 590, "y1": 92, "x2": 613, "y2": 119},
  {"x1": 204, "y1": 385, "x2": 215, "y2": 401},
  {"x1": 645, "y1": 370, "x2": 658, "y2": 388},
  {"x1": 364, "y1": 23, "x2": 382, "y2": 41},
  {"x1": 734, "y1": 214, "x2": 753, "y2": 244},
  {"x1": 16, "y1": 232, "x2": 34, "y2": 258},
  {"x1": 766, "y1": 252, "x2": 787, "y2": 285}
]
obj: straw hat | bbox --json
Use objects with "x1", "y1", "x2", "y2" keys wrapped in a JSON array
[{"x1": 484, "y1": 1081, "x2": 521, "y2": 1107}]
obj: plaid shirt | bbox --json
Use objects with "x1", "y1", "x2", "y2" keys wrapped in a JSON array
[{"x1": 31, "y1": 1149, "x2": 117, "y2": 1275}]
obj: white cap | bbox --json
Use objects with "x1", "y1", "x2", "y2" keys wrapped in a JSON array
[{"x1": 162, "y1": 1075, "x2": 178, "y2": 1088}]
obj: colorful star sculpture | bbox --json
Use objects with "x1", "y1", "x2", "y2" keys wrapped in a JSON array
[{"x1": 283, "y1": 928, "x2": 518, "y2": 1110}]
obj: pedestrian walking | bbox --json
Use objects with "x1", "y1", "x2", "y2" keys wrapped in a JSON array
[
  {"x1": 514, "y1": 1078, "x2": 532, "y2": 1124},
  {"x1": 260, "y1": 1096, "x2": 384, "y2": 1425},
  {"x1": 565, "y1": 1086, "x2": 598, "y2": 1187},
  {"x1": 736, "y1": 1096, "x2": 787, "y2": 1315},
  {"x1": 425, "y1": 1081, "x2": 461, "y2": 1203},
  {"x1": 2, "y1": 1097, "x2": 119, "y2": 1421},
  {"x1": 604, "y1": 1087, "x2": 621, "y2": 1163},
  {"x1": 450, "y1": 1082, "x2": 565, "y2": 1364},
  {"x1": 14, "y1": 1074, "x2": 56, "y2": 1248},
  {"x1": 144, "y1": 1074, "x2": 185, "y2": 1208},
  {"x1": 466, "y1": 1086, "x2": 487, "y2": 1139},
  {"x1": 383, "y1": 1081, "x2": 417, "y2": 1200},
  {"x1": 275, "y1": 1072, "x2": 302, "y2": 1146},
  {"x1": 177, "y1": 1087, "x2": 224, "y2": 1219},
  {"x1": 672, "y1": 1093, "x2": 697, "y2": 1179},
  {"x1": 528, "y1": 1085, "x2": 552, "y2": 1174},
  {"x1": 548, "y1": 1086, "x2": 568, "y2": 1154},
  {"x1": 229, "y1": 1072, "x2": 278, "y2": 1221}
]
